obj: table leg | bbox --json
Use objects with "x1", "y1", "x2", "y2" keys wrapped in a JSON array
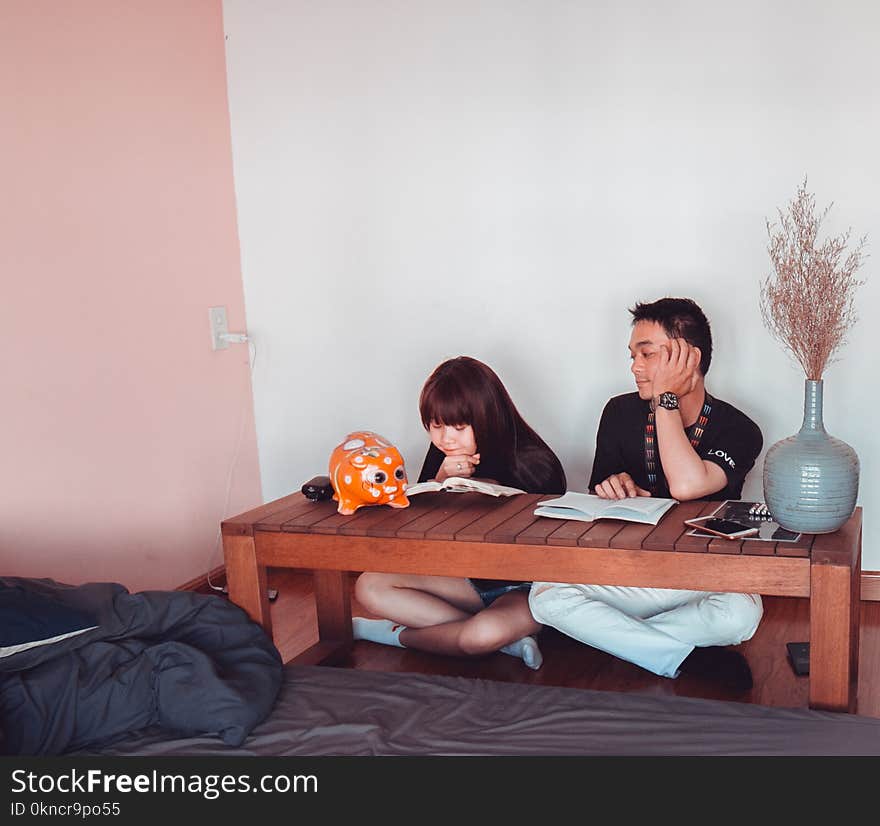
[
  {"x1": 809, "y1": 550, "x2": 860, "y2": 713},
  {"x1": 290, "y1": 570, "x2": 353, "y2": 666},
  {"x1": 223, "y1": 532, "x2": 273, "y2": 638},
  {"x1": 314, "y1": 570, "x2": 353, "y2": 641}
]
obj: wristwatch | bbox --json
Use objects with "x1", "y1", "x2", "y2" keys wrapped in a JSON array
[{"x1": 655, "y1": 392, "x2": 680, "y2": 411}]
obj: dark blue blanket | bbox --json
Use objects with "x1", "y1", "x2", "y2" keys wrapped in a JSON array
[{"x1": 0, "y1": 577, "x2": 283, "y2": 755}]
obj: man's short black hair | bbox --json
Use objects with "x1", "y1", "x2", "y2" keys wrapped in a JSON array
[{"x1": 629, "y1": 297, "x2": 713, "y2": 376}]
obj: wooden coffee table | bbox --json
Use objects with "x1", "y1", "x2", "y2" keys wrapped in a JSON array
[{"x1": 222, "y1": 491, "x2": 861, "y2": 713}]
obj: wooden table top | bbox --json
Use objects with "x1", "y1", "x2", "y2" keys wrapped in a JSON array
[{"x1": 223, "y1": 492, "x2": 817, "y2": 559}]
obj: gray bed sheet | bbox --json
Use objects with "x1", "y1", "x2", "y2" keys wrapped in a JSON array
[{"x1": 68, "y1": 664, "x2": 880, "y2": 757}]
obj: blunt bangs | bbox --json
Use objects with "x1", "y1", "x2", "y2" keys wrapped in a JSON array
[{"x1": 419, "y1": 376, "x2": 474, "y2": 430}]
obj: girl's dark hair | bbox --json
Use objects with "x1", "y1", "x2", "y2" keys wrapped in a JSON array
[
  {"x1": 418, "y1": 356, "x2": 566, "y2": 493},
  {"x1": 629, "y1": 297, "x2": 713, "y2": 376}
]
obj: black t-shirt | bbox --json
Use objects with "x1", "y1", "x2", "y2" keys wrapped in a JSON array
[{"x1": 588, "y1": 392, "x2": 763, "y2": 501}]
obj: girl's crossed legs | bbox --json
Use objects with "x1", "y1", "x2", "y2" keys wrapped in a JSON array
[{"x1": 353, "y1": 572, "x2": 543, "y2": 669}]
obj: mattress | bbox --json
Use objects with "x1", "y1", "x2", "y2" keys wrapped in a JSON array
[{"x1": 67, "y1": 664, "x2": 880, "y2": 757}]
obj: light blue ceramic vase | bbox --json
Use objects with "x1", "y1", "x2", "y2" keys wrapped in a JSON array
[{"x1": 763, "y1": 379, "x2": 859, "y2": 534}]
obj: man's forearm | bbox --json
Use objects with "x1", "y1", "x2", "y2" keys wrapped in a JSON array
[{"x1": 655, "y1": 408, "x2": 725, "y2": 500}]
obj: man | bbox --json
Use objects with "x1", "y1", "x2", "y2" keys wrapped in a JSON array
[{"x1": 529, "y1": 297, "x2": 763, "y2": 690}]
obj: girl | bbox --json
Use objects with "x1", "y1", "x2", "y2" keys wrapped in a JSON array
[{"x1": 353, "y1": 356, "x2": 566, "y2": 669}]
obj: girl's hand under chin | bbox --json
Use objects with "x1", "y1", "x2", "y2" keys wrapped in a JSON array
[{"x1": 436, "y1": 452, "x2": 480, "y2": 482}]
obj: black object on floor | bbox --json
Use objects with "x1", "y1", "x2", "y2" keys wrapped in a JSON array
[
  {"x1": 678, "y1": 645, "x2": 753, "y2": 691},
  {"x1": 786, "y1": 641, "x2": 810, "y2": 676}
]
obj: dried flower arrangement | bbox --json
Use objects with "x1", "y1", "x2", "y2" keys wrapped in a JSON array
[{"x1": 760, "y1": 179, "x2": 868, "y2": 380}]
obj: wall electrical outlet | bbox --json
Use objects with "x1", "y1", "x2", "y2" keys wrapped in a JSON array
[{"x1": 209, "y1": 306, "x2": 229, "y2": 350}]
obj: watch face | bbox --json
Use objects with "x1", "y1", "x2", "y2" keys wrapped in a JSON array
[{"x1": 659, "y1": 392, "x2": 679, "y2": 410}]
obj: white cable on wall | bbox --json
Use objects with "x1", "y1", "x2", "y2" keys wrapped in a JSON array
[{"x1": 206, "y1": 335, "x2": 256, "y2": 593}]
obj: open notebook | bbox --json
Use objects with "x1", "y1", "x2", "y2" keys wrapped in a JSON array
[{"x1": 533, "y1": 492, "x2": 677, "y2": 525}]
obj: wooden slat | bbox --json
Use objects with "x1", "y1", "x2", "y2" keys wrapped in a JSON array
[
  {"x1": 544, "y1": 519, "x2": 596, "y2": 547},
  {"x1": 484, "y1": 496, "x2": 546, "y2": 543},
  {"x1": 673, "y1": 500, "x2": 720, "y2": 552},
  {"x1": 278, "y1": 499, "x2": 342, "y2": 532},
  {"x1": 306, "y1": 508, "x2": 372, "y2": 535},
  {"x1": 774, "y1": 532, "x2": 813, "y2": 558},
  {"x1": 609, "y1": 521, "x2": 658, "y2": 550},
  {"x1": 739, "y1": 536, "x2": 778, "y2": 556},
  {"x1": 515, "y1": 514, "x2": 572, "y2": 544},
  {"x1": 397, "y1": 499, "x2": 482, "y2": 539},
  {"x1": 577, "y1": 520, "x2": 625, "y2": 547},
  {"x1": 256, "y1": 497, "x2": 332, "y2": 531},
  {"x1": 336, "y1": 502, "x2": 428, "y2": 537},
  {"x1": 367, "y1": 493, "x2": 463, "y2": 538},
  {"x1": 708, "y1": 536, "x2": 744, "y2": 555},
  {"x1": 674, "y1": 532, "x2": 712, "y2": 552},
  {"x1": 641, "y1": 501, "x2": 707, "y2": 550},
  {"x1": 222, "y1": 491, "x2": 311, "y2": 536},
  {"x1": 740, "y1": 518, "x2": 818, "y2": 557},
  {"x1": 420, "y1": 494, "x2": 509, "y2": 541},
  {"x1": 455, "y1": 494, "x2": 543, "y2": 542},
  {"x1": 305, "y1": 493, "x2": 446, "y2": 536}
]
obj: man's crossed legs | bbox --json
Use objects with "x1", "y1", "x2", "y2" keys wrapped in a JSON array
[{"x1": 529, "y1": 582, "x2": 763, "y2": 689}]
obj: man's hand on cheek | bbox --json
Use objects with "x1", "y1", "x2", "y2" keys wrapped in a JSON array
[{"x1": 651, "y1": 339, "x2": 701, "y2": 398}]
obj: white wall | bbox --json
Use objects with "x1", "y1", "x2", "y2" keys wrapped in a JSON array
[{"x1": 222, "y1": 1, "x2": 879, "y2": 567}]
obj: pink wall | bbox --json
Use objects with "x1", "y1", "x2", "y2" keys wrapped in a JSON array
[{"x1": 0, "y1": 1, "x2": 262, "y2": 590}]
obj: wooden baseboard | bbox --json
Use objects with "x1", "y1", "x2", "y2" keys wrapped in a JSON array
[
  {"x1": 176, "y1": 565, "x2": 227, "y2": 595},
  {"x1": 178, "y1": 566, "x2": 880, "y2": 601},
  {"x1": 862, "y1": 571, "x2": 880, "y2": 602}
]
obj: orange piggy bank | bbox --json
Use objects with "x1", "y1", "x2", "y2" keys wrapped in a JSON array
[{"x1": 328, "y1": 431, "x2": 410, "y2": 515}]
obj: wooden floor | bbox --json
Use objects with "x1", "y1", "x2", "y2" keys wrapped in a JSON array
[{"x1": 264, "y1": 568, "x2": 880, "y2": 717}]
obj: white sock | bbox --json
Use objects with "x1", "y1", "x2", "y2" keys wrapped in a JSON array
[
  {"x1": 500, "y1": 635, "x2": 543, "y2": 670},
  {"x1": 352, "y1": 617, "x2": 406, "y2": 648}
]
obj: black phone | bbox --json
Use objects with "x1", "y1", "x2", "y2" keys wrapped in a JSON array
[
  {"x1": 683, "y1": 516, "x2": 760, "y2": 539},
  {"x1": 786, "y1": 641, "x2": 810, "y2": 676}
]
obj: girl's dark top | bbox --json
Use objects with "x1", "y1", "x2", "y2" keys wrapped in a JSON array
[
  {"x1": 418, "y1": 444, "x2": 566, "y2": 494},
  {"x1": 417, "y1": 442, "x2": 566, "y2": 593}
]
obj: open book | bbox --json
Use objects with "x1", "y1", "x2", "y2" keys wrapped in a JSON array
[
  {"x1": 405, "y1": 477, "x2": 525, "y2": 498},
  {"x1": 533, "y1": 492, "x2": 677, "y2": 525}
]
